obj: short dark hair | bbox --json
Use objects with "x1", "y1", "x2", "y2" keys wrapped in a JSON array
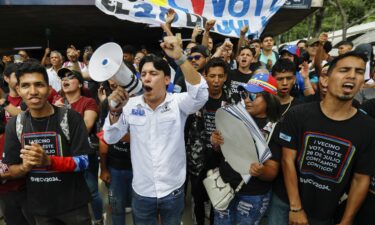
[
  {"x1": 139, "y1": 54, "x2": 171, "y2": 77},
  {"x1": 249, "y1": 39, "x2": 261, "y2": 45},
  {"x1": 3, "y1": 63, "x2": 20, "y2": 77},
  {"x1": 272, "y1": 59, "x2": 296, "y2": 76},
  {"x1": 260, "y1": 34, "x2": 273, "y2": 42},
  {"x1": 297, "y1": 40, "x2": 307, "y2": 46},
  {"x1": 15, "y1": 62, "x2": 49, "y2": 85},
  {"x1": 327, "y1": 51, "x2": 367, "y2": 76},
  {"x1": 238, "y1": 46, "x2": 256, "y2": 57},
  {"x1": 122, "y1": 45, "x2": 136, "y2": 55},
  {"x1": 204, "y1": 58, "x2": 228, "y2": 75},
  {"x1": 262, "y1": 92, "x2": 281, "y2": 123},
  {"x1": 336, "y1": 40, "x2": 353, "y2": 48}
]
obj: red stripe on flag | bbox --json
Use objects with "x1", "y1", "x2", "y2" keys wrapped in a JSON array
[{"x1": 191, "y1": 0, "x2": 205, "y2": 16}]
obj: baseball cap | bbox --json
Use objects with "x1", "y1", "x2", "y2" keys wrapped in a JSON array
[
  {"x1": 57, "y1": 68, "x2": 84, "y2": 84},
  {"x1": 238, "y1": 73, "x2": 277, "y2": 95},
  {"x1": 280, "y1": 45, "x2": 300, "y2": 56},
  {"x1": 190, "y1": 45, "x2": 210, "y2": 57},
  {"x1": 307, "y1": 38, "x2": 320, "y2": 46}
]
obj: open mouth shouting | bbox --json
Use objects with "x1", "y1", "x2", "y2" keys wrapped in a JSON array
[
  {"x1": 143, "y1": 85, "x2": 153, "y2": 93},
  {"x1": 342, "y1": 82, "x2": 354, "y2": 93}
]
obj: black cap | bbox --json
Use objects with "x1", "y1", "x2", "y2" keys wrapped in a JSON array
[
  {"x1": 190, "y1": 45, "x2": 210, "y2": 57},
  {"x1": 57, "y1": 68, "x2": 84, "y2": 84}
]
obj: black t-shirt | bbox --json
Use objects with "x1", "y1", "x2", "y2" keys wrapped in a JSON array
[
  {"x1": 280, "y1": 97, "x2": 303, "y2": 116},
  {"x1": 357, "y1": 100, "x2": 375, "y2": 224},
  {"x1": 186, "y1": 95, "x2": 226, "y2": 176},
  {"x1": 227, "y1": 69, "x2": 253, "y2": 95},
  {"x1": 202, "y1": 96, "x2": 225, "y2": 171},
  {"x1": 220, "y1": 117, "x2": 281, "y2": 195},
  {"x1": 107, "y1": 141, "x2": 132, "y2": 171},
  {"x1": 278, "y1": 102, "x2": 375, "y2": 220},
  {"x1": 3, "y1": 107, "x2": 91, "y2": 216},
  {"x1": 249, "y1": 62, "x2": 263, "y2": 72}
]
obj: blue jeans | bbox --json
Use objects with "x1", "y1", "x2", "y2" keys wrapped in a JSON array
[
  {"x1": 108, "y1": 167, "x2": 133, "y2": 225},
  {"x1": 132, "y1": 186, "x2": 185, "y2": 225},
  {"x1": 214, "y1": 191, "x2": 271, "y2": 225},
  {"x1": 84, "y1": 154, "x2": 103, "y2": 222},
  {"x1": 267, "y1": 193, "x2": 289, "y2": 225}
]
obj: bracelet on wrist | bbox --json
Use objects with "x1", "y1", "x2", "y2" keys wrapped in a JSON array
[
  {"x1": 290, "y1": 207, "x2": 303, "y2": 213},
  {"x1": 174, "y1": 54, "x2": 187, "y2": 66}
]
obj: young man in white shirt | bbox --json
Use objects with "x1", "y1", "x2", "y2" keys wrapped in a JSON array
[{"x1": 103, "y1": 36, "x2": 208, "y2": 225}]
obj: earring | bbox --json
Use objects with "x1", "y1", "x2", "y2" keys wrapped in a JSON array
[{"x1": 79, "y1": 84, "x2": 82, "y2": 88}]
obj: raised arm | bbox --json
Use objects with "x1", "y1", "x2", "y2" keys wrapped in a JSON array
[
  {"x1": 202, "y1": 20, "x2": 216, "y2": 48},
  {"x1": 161, "y1": 36, "x2": 201, "y2": 85},
  {"x1": 236, "y1": 25, "x2": 249, "y2": 57}
]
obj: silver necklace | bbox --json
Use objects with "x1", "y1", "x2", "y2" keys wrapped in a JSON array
[{"x1": 28, "y1": 106, "x2": 53, "y2": 133}]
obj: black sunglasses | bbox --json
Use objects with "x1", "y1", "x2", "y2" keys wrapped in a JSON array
[
  {"x1": 240, "y1": 90, "x2": 258, "y2": 101},
  {"x1": 188, "y1": 55, "x2": 202, "y2": 61}
]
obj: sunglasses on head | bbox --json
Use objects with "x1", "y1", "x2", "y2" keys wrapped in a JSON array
[
  {"x1": 240, "y1": 90, "x2": 258, "y2": 101},
  {"x1": 188, "y1": 55, "x2": 202, "y2": 61}
]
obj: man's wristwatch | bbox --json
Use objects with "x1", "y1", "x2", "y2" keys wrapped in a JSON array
[{"x1": 174, "y1": 54, "x2": 188, "y2": 66}]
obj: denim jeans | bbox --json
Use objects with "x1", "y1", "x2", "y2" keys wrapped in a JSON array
[
  {"x1": 132, "y1": 186, "x2": 185, "y2": 225},
  {"x1": 267, "y1": 193, "x2": 289, "y2": 225},
  {"x1": 214, "y1": 191, "x2": 271, "y2": 225},
  {"x1": 108, "y1": 167, "x2": 133, "y2": 225},
  {"x1": 84, "y1": 154, "x2": 103, "y2": 222}
]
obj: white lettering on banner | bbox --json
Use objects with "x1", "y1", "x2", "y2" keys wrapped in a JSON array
[{"x1": 95, "y1": 0, "x2": 287, "y2": 38}]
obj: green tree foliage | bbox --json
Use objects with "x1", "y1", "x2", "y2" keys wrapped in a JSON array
[{"x1": 282, "y1": 0, "x2": 375, "y2": 42}]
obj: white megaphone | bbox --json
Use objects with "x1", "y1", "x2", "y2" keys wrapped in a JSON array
[{"x1": 89, "y1": 42, "x2": 142, "y2": 108}]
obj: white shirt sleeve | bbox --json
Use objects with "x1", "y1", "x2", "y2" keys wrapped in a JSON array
[
  {"x1": 103, "y1": 112, "x2": 129, "y2": 144},
  {"x1": 177, "y1": 75, "x2": 209, "y2": 115}
]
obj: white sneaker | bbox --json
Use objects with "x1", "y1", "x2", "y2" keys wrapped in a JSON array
[{"x1": 125, "y1": 207, "x2": 132, "y2": 213}]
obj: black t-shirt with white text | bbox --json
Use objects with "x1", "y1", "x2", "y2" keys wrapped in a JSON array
[
  {"x1": 227, "y1": 69, "x2": 253, "y2": 95},
  {"x1": 107, "y1": 141, "x2": 132, "y2": 171},
  {"x1": 278, "y1": 102, "x2": 375, "y2": 220},
  {"x1": 202, "y1": 96, "x2": 226, "y2": 171},
  {"x1": 3, "y1": 107, "x2": 91, "y2": 216}
]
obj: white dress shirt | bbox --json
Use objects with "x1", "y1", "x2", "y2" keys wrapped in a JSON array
[
  {"x1": 47, "y1": 67, "x2": 62, "y2": 92},
  {"x1": 103, "y1": 78, "x2": 208, "y2": 198}
]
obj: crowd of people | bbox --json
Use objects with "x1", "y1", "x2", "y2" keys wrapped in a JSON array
[{"x1": 0, "y1": 9, "x2": 374, "y2": 225}]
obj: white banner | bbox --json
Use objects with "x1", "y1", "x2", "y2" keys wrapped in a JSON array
[{"x1": 96, "y1": 0, "x2": 286, "y2": 38}]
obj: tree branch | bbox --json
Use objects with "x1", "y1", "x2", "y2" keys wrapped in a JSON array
[
  {"x1": 348, "y1": 8, "x2": 375, "y2": 27},
  {"x1": 327, "y1": 0, "x2": 337, "y2": 8}
]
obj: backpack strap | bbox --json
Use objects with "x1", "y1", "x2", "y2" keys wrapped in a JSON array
[
  {"x1": 58, "y1": 107, "x2": 70, "y2": 143},
  {"x1": 16, "y1": 111, "x2": 27, "y2": 143},
  {"x1": 15, "y1": 107, "x2": 70, "y2": 144}
]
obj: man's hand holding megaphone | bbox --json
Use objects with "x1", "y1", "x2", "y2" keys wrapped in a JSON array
[{"x1": 108, "y1": 86, "x2": 129, "y2": 123}]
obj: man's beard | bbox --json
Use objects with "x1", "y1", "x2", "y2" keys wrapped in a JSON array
[{"x1": 337, "y1": 94, "x2": 354, "y2": 101}]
